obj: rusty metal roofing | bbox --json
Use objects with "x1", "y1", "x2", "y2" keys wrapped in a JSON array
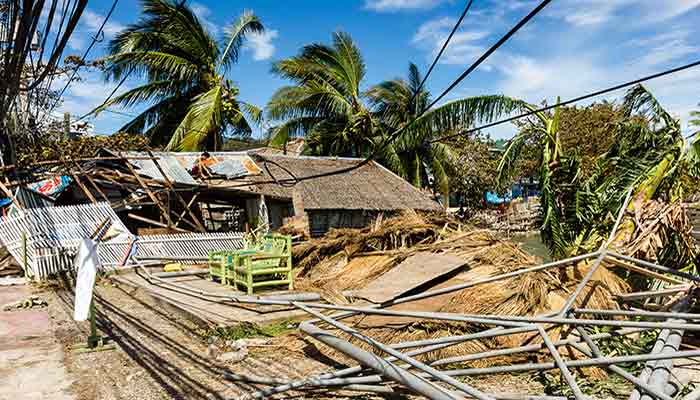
[{"x1": 117, "y1": 151, "x2": 261, "y2": 185}]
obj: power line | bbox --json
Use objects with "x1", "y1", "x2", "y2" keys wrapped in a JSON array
[
  {"x1": 257, "y1": 0, "x2": 552, "y2": 187},
  {"x1": 77, "y1": 68, "x2": 133, "y2": 121},
  {"x1": 412, "y1": 0, "x2": 474, "y2": 109},
  {"x1": 430, "y1": 59, "x2": 700, "y2": 144},
  {"x1": 50, "y1": 0, "x2": 120, "y2": 113}
]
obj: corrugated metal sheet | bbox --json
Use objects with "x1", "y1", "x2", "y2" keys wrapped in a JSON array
[
  {"x1": 208, "y1": 158, "x2": 249, "y2": 179},
  {"x1": 0, "y1": 202, "x2": 246, "y2": 279},
  {"x1": 13, "y1": 187, "x2": 55, "y2": 209},
  {"x1": 0, "y1": 203, "x2": 133, "y2": 279},
  {"x1": 117, "y1": 151, "x2": 261, "y2": 185},
  {"x1": 122, "y1": 151, "x2": 199, "y2": 185},
  {"x1": 100, "y1": 232, "x2": 246, "y2": 268}
]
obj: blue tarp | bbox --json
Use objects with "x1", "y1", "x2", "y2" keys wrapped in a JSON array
[{"x1": 485, "y1": 191, "x2": 512, "y2": 205}]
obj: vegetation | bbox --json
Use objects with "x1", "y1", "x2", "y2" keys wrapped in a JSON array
[
  {"x1": 497, "y1": 85, "x2": 700, "y2": 262},
  {"x1": 266, "y1": 32, "x2": 380, "y2": 157},
  {"x1": 203, "y1": 320, "x2": 295, "y2": 341},
  {"x1": 95, "y1": 0, "x2": 264, "y2": 151},
  {"x1": 365, "y1": 63, "x2": 453, "y2": 195},
  {"x1": 267, "y1": 35, "x2": 527, "y2": 196},
  {"x1": 444, "y1": 132, "x2": 504, "y2": 209},
  {"x1": 691, "y1": 103, "x2": 700, "y2": 137},
  {"x1": 15, "y1": 131, "x2": 149, "y2": 166}
]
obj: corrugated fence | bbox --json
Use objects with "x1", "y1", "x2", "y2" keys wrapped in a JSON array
[{"x1": 0, "y1": 203, "x2": 245, "y2": 280}]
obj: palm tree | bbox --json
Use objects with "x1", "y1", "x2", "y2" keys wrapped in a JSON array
[
  {"x1": 268, "y1": 39, "x2": 529, "y2": 197},
  {"x1": 93, "y1": 0, "x2": 264, "y2": 151},
  {"x1": 366, "y1": 62, "x2": 527, "y2": 197},
  {"x1": 266, "y1": 32, "x2": 379, "y2": 158}
]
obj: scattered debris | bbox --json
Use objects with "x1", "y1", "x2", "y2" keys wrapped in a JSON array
[{"x1": 2, "y1": 295, "x2": 47, "y2": 311}]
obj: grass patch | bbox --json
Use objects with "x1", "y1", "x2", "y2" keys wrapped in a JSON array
[{"x1": 203, "y1": 320, "x2": 297, "y2": 341}]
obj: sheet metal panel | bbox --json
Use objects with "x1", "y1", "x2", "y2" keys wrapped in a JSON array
[{"x1": 0, "y1": 203, "x2": 132, "y2": 279}]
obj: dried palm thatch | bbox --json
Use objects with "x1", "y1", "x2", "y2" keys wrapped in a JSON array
[
  {"x1": 615, "y1": 200, "x2": 697, "y2": 271},
  {"x1": 292, "y1": 211, "x2": 630, "y2": 374}
]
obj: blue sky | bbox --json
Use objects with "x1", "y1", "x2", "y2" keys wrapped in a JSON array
[{"x1": 53, "y1": 0, "x2": 700, "y2": 139}]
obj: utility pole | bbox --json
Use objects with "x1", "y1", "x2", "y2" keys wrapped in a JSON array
[{"x1": 63, "y1": 112, "x2": 71, "y2": 140}]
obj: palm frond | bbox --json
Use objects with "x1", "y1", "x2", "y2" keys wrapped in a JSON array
[
  {"x1": 622, "y1": 84, "x2": 675, "y2": 127},
  {"x1": 218, "y1": 10, "x2": 264, "y2": 71},
  {"x1": 166, "y1": 86, "x2": 223, "y2": 151},
  {"x1": 240, "y1": 102, "x2": 263, "y2": 127},
  {"x1": 91, "y1": 80, "x2": 188, "y2": 116},
  {"x1": 397, "y1": 95, "x2": 531, "y2": 150}
]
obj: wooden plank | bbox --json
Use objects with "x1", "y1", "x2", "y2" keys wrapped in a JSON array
[
  {"x1": 355, "y1": 252, "x2": 466, "y2": 304},
  {"x1": 127, "y1": 213, "x2": 188, "y2": 233}
]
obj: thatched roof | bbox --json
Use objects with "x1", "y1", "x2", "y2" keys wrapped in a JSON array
[
  {"x1": 238, "y1": 154, "x2": 441, "y2": 212},
  {"x1": 249, "y1": 138, "x2": 306, "y2": 157}
]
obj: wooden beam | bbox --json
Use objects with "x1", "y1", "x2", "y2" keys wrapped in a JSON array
[
  {"x1": 127, "y1": 213, "x2": 189, "y2": 233},
  {"x1": 72, "y1": 160, "x2": 109, "y2": 203},
  {"x1": 175, "y1": 193, "x2": 200, "y2": 228},
  {"x1": 147, "y1": 150, "x2": 207, "y2": 233},
  {"x1": 0, "y1": 180, "x2": 21, "y2": 209},
  {"x1": 123, "y1": 161, "x2": 174, "y2": 228}
]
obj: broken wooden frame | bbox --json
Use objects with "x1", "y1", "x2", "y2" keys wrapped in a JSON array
[{"x1": 0, "y1": 154, "x2": 211, "y2": 234}]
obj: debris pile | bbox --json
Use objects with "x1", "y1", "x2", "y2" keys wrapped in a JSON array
[
  {"x1": 2, "y1": 295, "x2": 47, "y2": 311},
  {"x1": 291, "y1": 211, "x2": 630, "y2": 370}
]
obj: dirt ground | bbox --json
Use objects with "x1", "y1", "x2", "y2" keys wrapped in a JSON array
[{"x1": 36, "y1": 278, "x2": 545, "y2": 400}]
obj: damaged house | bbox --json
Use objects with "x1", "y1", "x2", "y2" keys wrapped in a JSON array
[{"x1": 0, "y1": 150, "x2": 442, "y2": 277}]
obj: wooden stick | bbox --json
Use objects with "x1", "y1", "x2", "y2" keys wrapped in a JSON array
[
  {"x1": 147, "y1": 150, "x2": 206, "y2": 232},
  {"x1": 123, "y1": 161, "x2": 174, "y2": 227},
  {"x1": 72, "y1": 160, "x2": 110, "y2": 203},
  {"x1": 175, "y1": 193, "x2": 200, "y2": 228},
  {"x1": 127, "y1": 213, "x2": 189, "y2": 233},
  {"x1": 0, "y1": 180, "x2": 22, "y2": 209}
]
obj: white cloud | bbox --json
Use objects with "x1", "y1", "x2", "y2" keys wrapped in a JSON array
[
  {"x1": 495, "y1": 54, "x2": 609, "y2": 101},
  {"x1": 365, "y1": 0, "x2": 446, "y2": 12},
  {"x1": 243, "y1": 30, "x2": 279, "y2": 61},
  {"x1": 81, "y1": 9, "x2": 125, "y2": 37},
  {"x1": 548, "y1": 0, "x2": 700, "y2": 26},
  {"x1": 62, "y1": 9, "x2": 125, "y2": 52},
  {"x1": 626, "y1": 30, "x2": 698, "y2": 67},
  {"x1": 190, "y1": 2, "x2": 219, "y2": 35},
  {"x1": 412, "y1": 17, "x2": 489, "y2": 65},
  {"x1": 651, "y1": 0, "x2": 700, "y2": 21}
]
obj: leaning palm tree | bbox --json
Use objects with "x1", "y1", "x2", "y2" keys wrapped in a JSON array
[
  {"x1": 93, "y1": 0, "x2": 264, "y2": 151},
  {"x1": 366, "y1": 62, "x2": 528, "y2": 197}
]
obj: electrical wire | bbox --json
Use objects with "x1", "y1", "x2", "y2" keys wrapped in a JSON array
[
  {"x1": 430, "y1": 59, "x2": 700, "y2": 144},
  {"x1": 234, "y1": 62, "x2": 700, "y2": 189},
  {"x1": 257, "y1": 0, "x2": 551, "y2": 187},
  {"x1": 78, "y1": 66, "x2": 136, "y2": 121},
  {"x1": 49, "y1": 0, "x2": 120, "y2": 113},
  {"x1": 410, "y1": 0, "x2": 474, "y2": 112}
]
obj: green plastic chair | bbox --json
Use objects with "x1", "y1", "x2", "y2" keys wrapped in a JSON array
[{"x1": 229, "y1": 234, "x2": 293, "y2": 295}]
